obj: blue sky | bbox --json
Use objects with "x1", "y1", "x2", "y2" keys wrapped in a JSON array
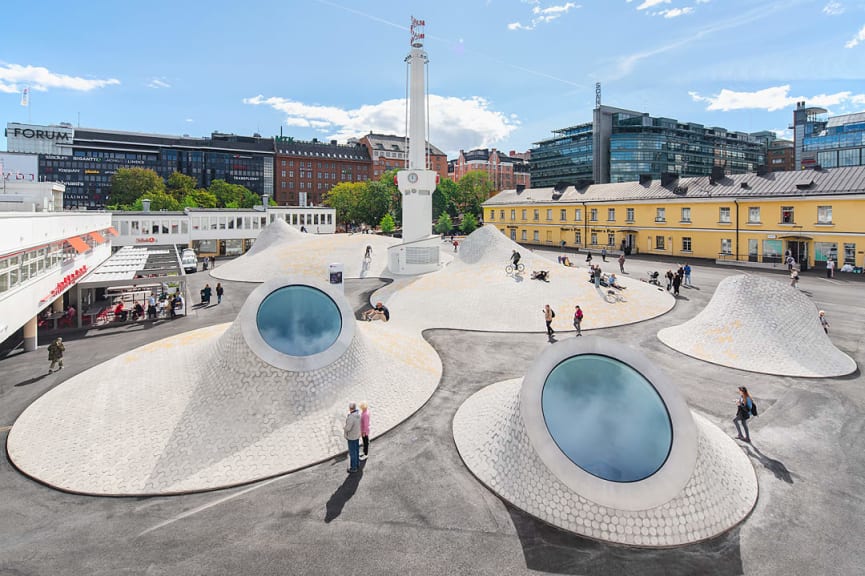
[{"x1": 2, "y1": 0, "x2": 865, "y2": 157}]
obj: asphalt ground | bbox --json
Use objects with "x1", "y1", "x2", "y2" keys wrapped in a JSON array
[{"x1": 1, "y1": 254, "x2": 863, "y2": 576}]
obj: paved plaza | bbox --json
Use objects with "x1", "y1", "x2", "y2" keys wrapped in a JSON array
[{"x1": 1, "y1": 237, "x2": 864, "y2": 575}]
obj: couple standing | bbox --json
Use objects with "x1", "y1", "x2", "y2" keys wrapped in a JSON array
[{"x1": 344, "y1": 402, "x2": 371, "y2": 473}]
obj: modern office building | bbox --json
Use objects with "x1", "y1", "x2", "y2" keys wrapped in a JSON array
[
  {"x1": 484, "y1": 165, "x2": 865, "y2": 271},
  {"x1": 449, "y1": 148, "x2": 531, "y2": 190},
  {"x1": 352, "y1": 133, "x2": 448, "y2": 182},
  {"x1": 793, "y1": 102, "x2": 865, "y2": 170},
  {"x1": 751, "y1": 131, "x2": 795, "y2": 173},
  {"x1": 273, "y1": 138, "x2": 372, "y2": 206},
  {"x1": 531, "y1": 106, "x2": 766, "y2": 187},
  {"x1": 6, "y1": 123, "x2": 275, "y2": 210}
]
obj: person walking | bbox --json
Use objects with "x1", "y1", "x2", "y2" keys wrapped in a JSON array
[
  {"x1": 618, "y1": 253, "x2": 625, "y2": 274},
  {"x1": 216, "y1": 283, "x2": 224, "y2": 305},
  {"x1": 544, "y1": 304, "x2": 555, "y2": 337},
  {"x1": 683, "y1": 263, "x2": 692, "y2": 287},
  {"x1": 573, "y1": 305, "x2": 583, "y2": 336},
  {"x1": 364, "y1": 245, "x2": 372, "y2": 261},
  {"x1": 790, "y1": 268, "x2": 800, "y2": 288},
  {"x1": 672, "y1": 271, "x2": 682, "y2": 296},
  {"x1": 359, "y1": 402, "x2": 370, "y2": 461},
  {"x1": 47, "y1": 337, "x2": 65, "y2": 374},
  {"x1": 733, "y1": 386, "x2": 754, "y2": 443},
  {"x1": 601, "y1": 247, "x2": 607, "y2": 262},
  {"x1": 201, "y1": 284, "x2": 212, "y2": 305},
  {"x1": 819, "y1": 310, "x2": 829, "y2": 334},
  {"x1": 665, "y1": 269, "x2": 674, "y2": 291},
  {"x1": 344, "y1": 402, "x2": 361, "y2": 473}
]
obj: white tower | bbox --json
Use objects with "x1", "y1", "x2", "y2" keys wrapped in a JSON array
[{"x1": 388, "y1": 17, "x2": 441, "y2": 275}]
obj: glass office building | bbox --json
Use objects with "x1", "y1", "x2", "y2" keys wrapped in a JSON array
[
  {"x1": 801, "y1": 111, "x2": 865, "y2": 169},
  {"x1": 530, "y1": 106, "x2": 765, "y2": 186}
]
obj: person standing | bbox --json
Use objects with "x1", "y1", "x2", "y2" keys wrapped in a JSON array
[
  {"x1": 573, "y1": 305, "x2": 583, "y2": 336},
  {"x1": 827, "y1": 258, "x2": 835, "y2": 279},
  {"x1": 359, "y1": 402, "x2": 371, "y2": 461},
  {"x1": 216, "y1": 283, "x2": 224, "y2": 305},
  {"x1": 147, "y1": 293, "x2": 158, "y2": 319},
  {"x1": 47, "y1": 337, "x2": 65, "y2": 374},
  {"x1": 201, "y1": 284, "x2": 212, "y2": 305},
  {"x1": 344, "y1": 403, "x2": 361, "y2": 473},
  {"x1": 683, "y1": 263, "x2": 692, "y2": 287},
  {"x1": 819, "y1": 310, "x2": 829, "y2": 334},
  {"x1": 544, "y1": 304, "x2": 555, "y2": 337},
  {"x1": 665, "y1": 269, "x2": 674, "y2": 291},
  {"x1": 790, "y1": 268, "x2": 800, "y2": 288},
  {"x1": 618, "y1": 253, "x2": 625, "y2": 274},
  {"x1": 601, "y1": 247, "x2": 607, "y2": 262},
  {"x1": 672, "y1": 271, "x2": 682, "y2": 296},
  {"x1": 733, "y1": 386, "x2": 754, "y2": 443}
]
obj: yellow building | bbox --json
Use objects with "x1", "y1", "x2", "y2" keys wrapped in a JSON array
[{"x1": 483, "y1": 166, "x2": 865, "y2": 271}]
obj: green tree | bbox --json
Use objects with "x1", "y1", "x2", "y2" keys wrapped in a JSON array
[
  {"x1": 379, "y1": 169, "x2": 402, "y2": 225},
  {"x1": 131, "y1": 190, "x2": 181, "y2": 212},
  {"x1": 324, "y1": 181, "x2": 364, "y2": 225},
  {"x1": 208, "y1": 179, "x2": 243, "y2": 207},
  {"x1": 434, "y1": 213, "x2": 453, "y2": 235},
  {"x1": 434, "y1": 178, "x2": 458, "y2": 220},
  {"x1": 454, "y1": 170, "x2": 496, "y2": 218},
  {"x1": 460, "y1": 212, "x2": 479, "y2": 235},
  {"x1": 239, "y1": 188, "x2": 261, "y2": 208},
  {"x1": 182, "y1": 189, "x2": 218, "y2": 208},
  {"x1": 109, "y1": 168, "x2": 165, "y2": 208},
  {"x1": 166, "y1": 172, "x2": 197, "y2": 201},
  {"x1": 360, "y1": 180, "x2": 393, "y2": 226},
  {"x1": 379, "y1": 213, "x2": 396, "y2": 235}
]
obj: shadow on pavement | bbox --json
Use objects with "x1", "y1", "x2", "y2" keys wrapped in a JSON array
[
  {"x1": 508, "y1": 504, "x2": 745, "y2": 576},
  {"x1": 15, "y1": 372, "x2": 51, "y2": 387},
  {"x1": 324, "y1": 461, "x2": 365, "y2": 523},
  {"x1": 744, "y1": 445, "x2": 794, "y2": 484}
]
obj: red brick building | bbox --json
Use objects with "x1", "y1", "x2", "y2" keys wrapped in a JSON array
[
  {"x1": 448, "y1": 148, "x2": 531, "y2": 191},
  {"x1": 751, "y1": 131, "x2": 795, "y2": 173},
  {"x1": 273, "y1": 138, "x2": 372, "y2": 206},
  {"x1": 353, "y1": 133, "x2": 448, "y2": 182}
]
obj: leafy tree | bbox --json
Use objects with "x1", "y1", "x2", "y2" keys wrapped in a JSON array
[
  {"x1": 182, "y1": 189, "x2": 218, "y2": 208},
  {"x1": 454, "y1": 170, "x2": 495, "y2": 218},
  {"x1": 460, "y1": 212, "x2": 479, "y2": 235},
  {"x1": 434, "y1": 178, "x2": 458, "y2": 220},
  {"x1": 379, "y1": 213, "x2": 396, "y2": 235},
  {"x1": 166, "y1": 172, "x2": 198, "y2": 201},
  {"x1": 360, "y1": 180, "x2": 393, "y2": 227},
  {"x1": 324, "y1": 181, "x2": 364, "y2": 225},
  {"x1": 434, "y1": 213, "x2": 453, "y2": 235},
  {"x1": 208, "y1": 179, "x2": 243, "y2": 207},
  {"x1": 109, "y1": 168, "x2": 165, "y2": 208},
  {"x1": 379, "y1": 169, "x2": 402, "y2": 225},
  {"x1": 239, "y1": 188, "x2": 261, "y2": 208},
  {"x1": 131, "y1": 190, "x2": 181, "y2": 212}
]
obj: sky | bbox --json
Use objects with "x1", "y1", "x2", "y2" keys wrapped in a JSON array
[{"x1": 2, "y1": 0, "x2": 865, "y2": 157}]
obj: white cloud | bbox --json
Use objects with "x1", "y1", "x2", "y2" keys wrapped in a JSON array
[
  {"x1": 637, "y1": 0, "x2": 670, "y2": 10},
  {"x1": 185, "y1": 118, "x2": 194, "y2": 123},
  {"x1": 508, "y1": 1, "x2": 579, "y2": 31},
  {"x1": 147, "y1": 78, "x2": 171, "y2": 89},
  {"x1": 689, "y1": 85, "x2": 865, "y2": 111},
  {"x1": 845, "y1": 24, "x2": 865, "y2": 48},
  {"x1": 823, "y1": 2, "x2": 844, "y2": 15},
  {"x1": 0, "y1": 63, "x2": 119, "y2": 93},
  {"x1": 771, "y1": 128, "x2": 793, "y2": 140},
  {"x1": 656, "y1": 7, "x2": 694, "y2": 18},
  {"x1": 243, "y1": 94, "x2": 518, "y2": 155}
]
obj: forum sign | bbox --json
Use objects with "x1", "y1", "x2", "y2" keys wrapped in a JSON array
[{"x1": 6, "y1": 123, "x2": 74, "y2": 155}]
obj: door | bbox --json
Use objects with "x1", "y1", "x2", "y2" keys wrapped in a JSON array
[
  {"x1": 787, "y1": 241, "x2": 808, "y2": 271},
  {"x1": 510, "y1": 229, "x2": 516, "y2": 241},
  {"x1": 748, "y1": 239, "x2": 758, "y2": 262}
]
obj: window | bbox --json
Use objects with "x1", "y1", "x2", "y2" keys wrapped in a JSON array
[
  {"x1": 500, "y1": 210, "x2": 505, "y2": 220},
  {"x1": 511, "y1": 210, "x2": 516, "y2": 221},
  {"x1": 560, "y1": 209, "x2": 567, "y2": 221},
  {"x1": 655, "y1": 207, "x2": 666, "y2": 222},
  {"x1": 607, "y1": 232, "x2": 615, "y2": 246},
  {"x1": 719, "y1": 207, "x2": 731, "y2": 223},
  {"x1": 591, "y1": 232, "x2": 598, "y2": 245},
  {"x1": 607, "y1": 208, "x2": 615, "y2": 221},
  {"x1": 655, "y1": 236, "x2": 665, "y2": 250},
  {"x1": 590, "y1": 208, "x2": 598, "y2": 221},
  {"x1": 817, "y1": 205, "x2": 833, "y2": 224},
  {"x1": 522, "y1": 209, "x2": 527, "y2": 220},
  {"x1": 781, "y1": 206, "x2": 794, "y2": 224},
  {"x1": 521, "y1": 230, "x2": 527, "y2": 241},
  {"x1": 682, "y1": 237, "x2": 692, "y2": 252},
  {"x1": 575, "y1": 209, "x2": 582, "y2": 221},
  {"x1": 575, "y1": 230, "x2": 581, "y2": 244},
  {"x1": 546, "y1": 231, "x2": 553, "y2": 243},
  {"x1": 680, "y1": 207, "x2": 691, "y2": 222},
  {"x1": 626, "y1": 208, "x2": 635, "y2": 222},
  {"x1": 533, "y1": 231, "x2": 539, "y2": 242},
  {"x1": 748, "y1": 207, "x2": 760, "y2": 223},
  {"x1": 721, "y1": 239, "x2": 732, "y2": 255},
  {"x1": 844, "y1": 243, "x2": 856, "y2": 265},
  {"x1": 546, "y1": 209, "x2": 553, "y2": 221},
  {"x1": 281, "y1": 170, "x2": 286, "y2": 177},
  {"x1": 489, "y1": 210, "x2": 495, "y2": 221},
  {"x1": 533, "y1": 209, "x2": 539, "y2": 221}
]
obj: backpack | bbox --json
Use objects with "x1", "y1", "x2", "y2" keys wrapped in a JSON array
[
  {"x1": 750, "y1": 399, "x2": 758, "y2": 417},
  {"x1": 551, "y1": 309, "x2": 556, "y2": 318}
]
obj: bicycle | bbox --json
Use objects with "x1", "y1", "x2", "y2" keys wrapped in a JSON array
[{"x1": 506, "y1": 262, "x2": 525, "y2": 275}]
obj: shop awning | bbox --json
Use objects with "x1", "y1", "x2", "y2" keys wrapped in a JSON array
[
  {"x1": 107, "y1": 227, "x2": 119, "y2": 237},
  {"x1": 89, "y1": 231, "x2": 106, "y2": 243},
  {"x1": 67, "y1": 236, "x2": 91, "y2": 254},
  {"x1": 777, "y1": 235, "x2": 813, "y2": 240}
]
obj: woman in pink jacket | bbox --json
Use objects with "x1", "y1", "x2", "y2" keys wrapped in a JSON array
[{"x1": 359, "y1": 402, "x2": 371, "y2": 460}]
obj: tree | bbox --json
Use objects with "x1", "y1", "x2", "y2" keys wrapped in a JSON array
[
  {"x1": 460, "y1": 212, "x2": 479, "y2": 235},
  {"x1": 360, "y1": 180, "x2": 393, "y2": 226},
  {"x1": 182, "y1": 189, "x2": 218, "y2": 208},
  {"x1": 131, "y1": 190, "x2": 181, "y2": 212},
  {"x1": 434, "y1": 178, "x2": 458, "y2": 220},
  {"x1": 379, "y1": 169, "x2": 402, "y2": 225},
  {"x1": 166, "y1": 172, "x2": 197, "y2": 201},
  {"x1": 454, "y1": 170, "x2": 496, "y2": 218},
  {"x1": 379, "y1": 213, "x2": 396, "y2": 235},
  {"x1": 435, "y1": 213, "x2": 453, "y2": 235},
  {"x1": 109, "y1": 168, "x2": 165, "y2": 208},
  {"x1": 324, "y1": 181, "x2": 364, "y2": 225}
]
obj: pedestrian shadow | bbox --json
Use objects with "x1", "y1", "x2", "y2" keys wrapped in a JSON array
[
  {"x1": 547, "y1": 333, "x2": 558, "y2": 344},
  {"x1": 15, "y1": 372, "x2": 51, "y2": 387},
  {"x1": 673, "y1": 294, "x2": 690, "y2": 301},
  {"x1": 324, "y1": 461, "x2": 365, "y2": 523},
  {"x1": 743, "y1": 445, "x2": 794, "y2": 484},
  {"x1": 507, "y1": 504, "x2": 744, "y2": 575}
]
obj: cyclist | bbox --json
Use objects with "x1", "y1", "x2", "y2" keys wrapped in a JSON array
[{"x1": 510, "y1": 250, "x2": 521, "y2": 270}]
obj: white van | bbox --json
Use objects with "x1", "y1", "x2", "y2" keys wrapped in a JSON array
[{"x1": 181, "y1": 249, "x2": 198, "y2": 274}]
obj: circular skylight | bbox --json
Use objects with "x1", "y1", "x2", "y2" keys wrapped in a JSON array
[
  {"x1": 542, "y1": 354, "x2": 672, "y2": 482},
  {"x1": 256, "y1": 285, "x2": 342, "y2": 357}
]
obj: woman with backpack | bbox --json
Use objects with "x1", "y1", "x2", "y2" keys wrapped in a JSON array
[{"x1": 733, "y1": 386, "x2": 756, "y2": 443}]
